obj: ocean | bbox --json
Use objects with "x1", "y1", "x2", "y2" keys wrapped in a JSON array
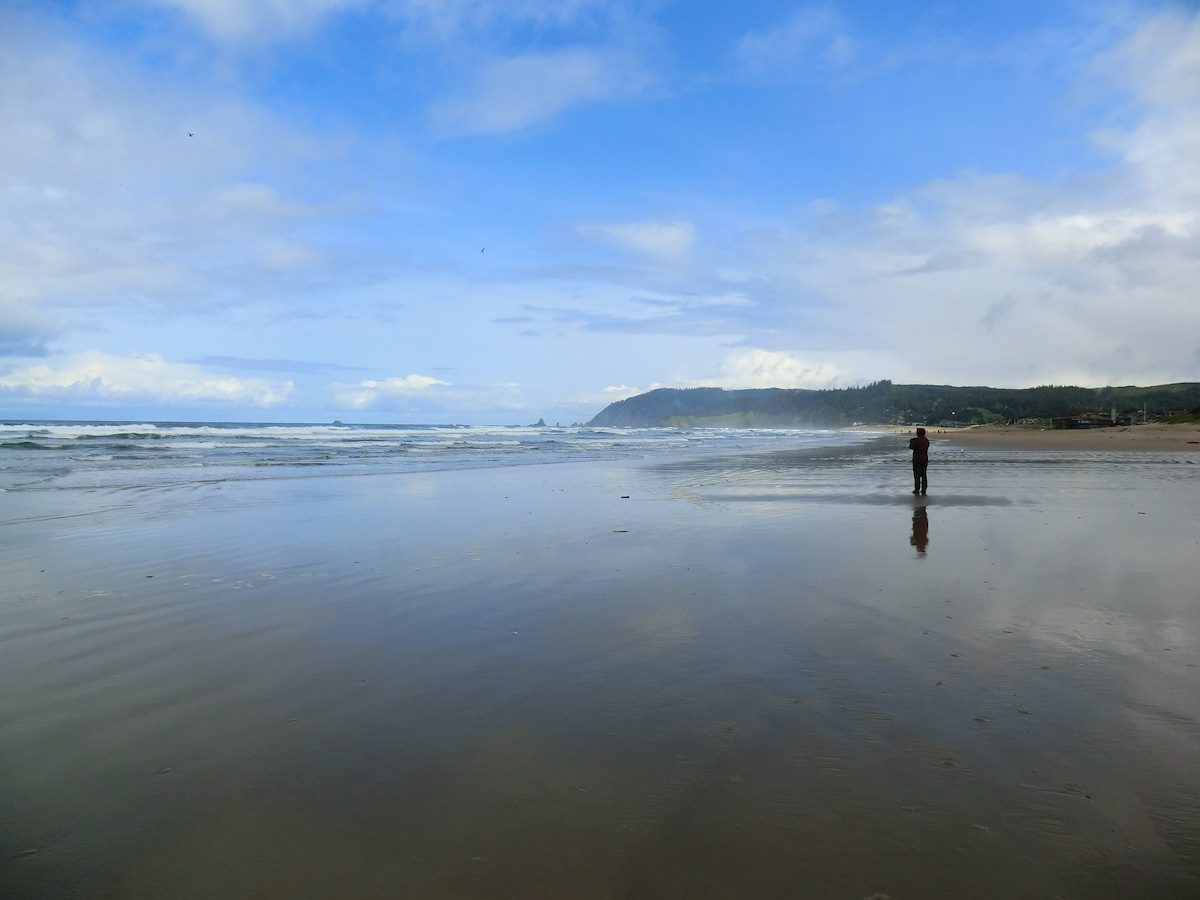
[{"x1": 0, "y1": 419, "x2": 880, "y2": 495}]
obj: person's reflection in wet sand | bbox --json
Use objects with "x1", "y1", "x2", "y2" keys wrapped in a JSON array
[{"x1": 910, "y1": 505, "x2": 929, "y2": 557}]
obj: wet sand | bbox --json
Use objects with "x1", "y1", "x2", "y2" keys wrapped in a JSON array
[{"x1": 2, "y1": 445, "x2": 1199, "y2": 898}]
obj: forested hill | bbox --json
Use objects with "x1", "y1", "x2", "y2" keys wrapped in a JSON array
[{"x1": 586, "y1": 381, "x2": 1200, "y2": 428}]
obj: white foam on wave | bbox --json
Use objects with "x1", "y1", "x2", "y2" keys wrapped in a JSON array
[{"x1": 0, "y1": 421, "x2": 878, "y2": 497}]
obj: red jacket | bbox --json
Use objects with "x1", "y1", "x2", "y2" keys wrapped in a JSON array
[{"x1": 909, "y1": 435, "x2": 930, "y2": 462}]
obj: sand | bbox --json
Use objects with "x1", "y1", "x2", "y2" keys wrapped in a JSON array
[
  {"x1": 2, "y1": 443, "x2": 1198, "y2": 898},
  {"x1": 934, "y1": 421, "x2": 1200, "y2": 451}
]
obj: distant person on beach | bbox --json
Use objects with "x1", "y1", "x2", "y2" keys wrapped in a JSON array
[{"x1": 909, "y1": 427, "x2": 929, "y2": 495}]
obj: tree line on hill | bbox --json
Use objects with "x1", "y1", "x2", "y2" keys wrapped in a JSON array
[{"x1": 586, "y1": 381, "x2": 1200, "y2": 428}]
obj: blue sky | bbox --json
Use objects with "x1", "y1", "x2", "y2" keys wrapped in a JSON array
[{"x1": 2, "y1": 0, "x2": 1198, "y2": 423}]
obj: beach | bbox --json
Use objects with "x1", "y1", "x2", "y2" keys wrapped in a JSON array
[
  {"x1": 2, "y1": 431, "x2": 1198, "y2": 898},
  {"x1": 938, "y1": 421, "x2": 1200, "y2": 451}
]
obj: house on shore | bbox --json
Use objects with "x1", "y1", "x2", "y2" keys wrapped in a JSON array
[{"x1": 1051, "y1": 413, "x2": 1117, "y2": 429}]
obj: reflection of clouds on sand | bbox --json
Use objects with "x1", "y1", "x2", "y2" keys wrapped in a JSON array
[
  {"x1": 402, "y1": 473, "x2": 439, "y2": 498},
  {"x1": 623, "y1": 601, "x2": 700, "y2": 654},
  {"x1": 949, "y1": 494, "x2": 1199, "y2": 660},
  {"x1": 543, "y1": 583, "x2": 702, "y2": 664}
]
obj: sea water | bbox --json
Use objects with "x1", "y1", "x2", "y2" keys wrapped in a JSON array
[{"x1": 0, "y1": 420, "x2": 878, "y2": 496}]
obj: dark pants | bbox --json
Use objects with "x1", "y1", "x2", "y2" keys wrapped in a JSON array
[{"x1": 913, "y1": 460, "x2": 928, "y2": 493}]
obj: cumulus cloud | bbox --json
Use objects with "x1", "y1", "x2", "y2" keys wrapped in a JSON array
[
  {"x1": 0, "y1": 352, "x2": 292, "y2": 406},
  {"x1": 431, "y1": 46, "x2": 656, "y2": 136},
  {"x1": 577, "y1": 220, "x2": 696, "y2": 258},
  {"x1": 333, "y1": 374, "x2": 450, "y2": 409},
  {"x1": 692, "y1": 350, "x2": 850, "y2": 390},
  {"x1": 604, "y1": 383, "x2": 649, "y2": 397},
  {"x1": 570, "y1": 382, "x2": 663, "y2": 407},
  {"x1": 728, "y1": 182, "x2": 1197, "y2": 387},
  {"x1": 573, "y1": 353, "x2": 849, "y2": 407},
  {"x1": 642, "y1": 10, "x2": 1200, "y2": 389}
]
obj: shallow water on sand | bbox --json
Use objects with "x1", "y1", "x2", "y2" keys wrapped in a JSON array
[{"x1": 2, "y1": 441, "x2": 1198, "y2": 898}]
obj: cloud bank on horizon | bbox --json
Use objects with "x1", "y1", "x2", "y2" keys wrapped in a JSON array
[{"x1": 2, "y1": 0, "x2": 1198, "y2": 423}]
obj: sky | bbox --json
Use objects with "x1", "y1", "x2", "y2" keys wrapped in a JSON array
[{"x1": 2, "y1": 0, "x2": 1198, "y2": 424}]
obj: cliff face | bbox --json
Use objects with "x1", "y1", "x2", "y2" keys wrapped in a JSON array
[{"x1": 586, "y1": 383, "x2": 1200, "y2": 428}]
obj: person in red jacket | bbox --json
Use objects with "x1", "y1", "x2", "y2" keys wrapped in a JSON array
[{"x1": 908, "y1": 427, "x2": 930, "y2": 495}]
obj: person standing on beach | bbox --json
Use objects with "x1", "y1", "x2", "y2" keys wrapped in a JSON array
[{"x1": 909, "y1": 427, "x2": 930, "y2": 495}]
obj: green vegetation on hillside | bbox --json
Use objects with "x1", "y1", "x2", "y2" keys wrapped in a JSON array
[{"x1": 587, "y1": 381, "x2": 1200, "y2": 428}]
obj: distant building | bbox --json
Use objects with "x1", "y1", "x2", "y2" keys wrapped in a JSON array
[{"x1": 1051, "y1": 413, "x2": 1116, "y2": 429}]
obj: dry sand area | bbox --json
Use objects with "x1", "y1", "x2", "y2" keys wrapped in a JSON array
[{"x1": 937, "y1": 421, "x2": 1200, "y2": 451}]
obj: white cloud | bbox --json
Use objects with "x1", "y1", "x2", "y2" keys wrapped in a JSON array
[
  {"x1": 330, "y1": 376, "x2": 530, "y2": 417},
  {"x1": 137, "y1": 0, "x2": 372, "y2": 41},
  {"x1": 0, "y1": 351, "x2": 292, "y2": 406},
  {"x1": 6, "y1": 3, "x2": 1198, "y2": 422},
  {"x1": 570, "y1": 382, "x2": 663, "y2": 407},
  {"x1": 1097, "y1": 9, "x2": 1200, "y2": 108},
  {"x1": 333, "y1": 374, "x2": 450, "y2": 409},
  {"x1": 140, "y1": 0, "x2": 625, "y2": 44},
  {"x1": 0, "y1": 300, "x2": 59, "y2": 356},
  {"x1": 693, "y1": 350, "x2": 849, "y2": 390},
  {"x1": 395, "y1": 1, "x2": 662, "y2": 137},
  {"x1": 0, "y1": 21, "x2": 339, "y2": 329},
  {"x1": 1092, "y1": 11, "x2": 1200, "y2": 206},
  {"x1": 431, "y1": 47, "x2": 656, "y2": 136},
  {"x1": 575, "y1": 354, "x2": 850, "y2": 406},
  {"x1": 605, "y1": 383, "x2": 645, "y2": 396},
  {"x1": 577, "y1": 220, "x2": 696, "y2": 258},
  {"x1": 661, "y1": 10, "x2": 1200, "y2": 390},
  {"x1": 385, "y1": 0, "x2": 610, "y2": 42},
  {"x1": 735, "y1": 9, "x2": 855, "y2": 78}
]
